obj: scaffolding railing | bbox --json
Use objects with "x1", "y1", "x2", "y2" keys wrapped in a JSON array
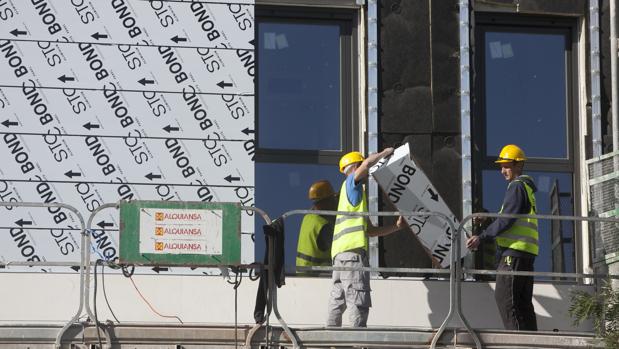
[
  {"x1": 277, "y1": 209, "x2": 619, "y2": 349},
  {"x1": 0, "y1": 202, "x2": 86, "y2": 349},
  {"x1": 433, "y1": 212, "x2": 619, "y2": 349},
  {"x1": 2, "y1": 202, "x2": 619, "y2": 349},
  {"x1": 80, "y1": 201, "x2": 299, "y2": 349},
  {"x1": 586, "y1": 150, "x2": 619, "y2": 266},
  {"x1": 280, "y1": 209, "x2": 481, "y2": 349}
]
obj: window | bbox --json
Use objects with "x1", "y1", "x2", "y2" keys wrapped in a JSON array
[
  {"x1": 473, "y1": 15, "x2": 578, "y2": 275},
  {"x1": 255, "y1": 7, "x2": 358, "y2": 273}
]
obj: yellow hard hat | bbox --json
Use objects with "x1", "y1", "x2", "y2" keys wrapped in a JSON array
[
  {"x1": 495, "y1": 144, "x2": 527, "y2": 163},
  {"x1": 339, "y1": 151, "x2": 365, "y2": 173},
  {"x1": 308, "y1": 180, "x2": 335, "y2": 201}
]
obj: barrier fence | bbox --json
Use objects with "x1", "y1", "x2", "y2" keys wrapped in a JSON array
[{"x1": 1, "y1": 201, "x2": 618, "y2": 349}]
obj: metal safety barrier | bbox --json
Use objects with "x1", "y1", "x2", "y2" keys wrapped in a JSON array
[
  {"x1": 278, "y1": 209, "x2": 477, "y2": 348},
  {"x1": 0, "y1": 201, "x2": 87, "y2": 349},
  {"x1": 0, "y1": 201, "x2": 295, "y2": 349},
  {"x1": 2, "y1": 202, "x2": 619, "y2": 349},
  {"x1": 277, "y1": 209, "x2": 619, "y2": 349},
  {"x1": 81, "y1": 201, "x2": 300, "y2": 349},
  {"x1": 429, "y1": 212, "x2": 619, "y2": 349}
]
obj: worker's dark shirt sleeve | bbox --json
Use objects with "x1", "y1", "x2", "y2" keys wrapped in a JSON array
[
  {"x1": 479, "y1": 181, "x2": 529, "y2": 240},
  {"x1": 316, "y1": 223, "x2": 333, "y2": 252}
]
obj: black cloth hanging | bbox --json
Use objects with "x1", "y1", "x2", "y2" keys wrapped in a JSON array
[{"x1": 253, "y1": 217, "x2": 285, "y2": 324}]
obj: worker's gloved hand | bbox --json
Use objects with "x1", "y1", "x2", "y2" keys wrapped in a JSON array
[
  {"x1": 466, "y1": 235, "x2": 481, "y2": 250},
  {"x1": 472, "y1": 216, "x2": 487, "y2": 226},
  {"x1": 396, "y1": 216, "x2": 406, "y2": 229}
]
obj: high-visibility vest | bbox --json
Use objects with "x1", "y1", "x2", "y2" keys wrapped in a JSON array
[
  {"x1": 331, "y1": 180, "x2": 368, "y2": 258},
  {"x1": 496, "y1": 178, "x2": 539, "y2": 256},
  {"x1": 296, "y1": 214, "x2": 332, "y2": 267}
]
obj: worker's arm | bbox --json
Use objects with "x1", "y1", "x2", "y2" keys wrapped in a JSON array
[
  {"x1": 478, "y1": 181, "x2": 527, "y2": 240},
  {"x1": 353, "y1": 147, "x2": 394, "y2": 183},
  {"x1": 367, "y1": 216, "x2": 406, "y2": 237},
  {"x1": 316, "y1": 223, "x2": 333, "y2": 252},
  {"x1": 466, "y1": 181, "x2": 527, "y2": 249}
]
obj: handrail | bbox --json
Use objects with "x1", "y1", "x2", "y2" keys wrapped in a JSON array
[
  {"x1": 297, "y1": 266, "x2": 450, "y2": 274},
  {"x1": 81, "y1": 203, "x2": 298, "y2": 349},
  {"x1": 284, "y1": 210, "x2": 619, "y2": 349},
  {"x1": 243, "y1": 206, "x2": 299, "y2": 349},
  {"x1": 279, "y1": 209, "x2": 473, "y2": 348},
  {"x1": 3, "y1": 202, "x2": 619, "y2": 349},
  {"x1": 0, "y1": 201, "x2": 86, "y2": 349},
  {"x1": 430, "y1": 212, "x2": 619, "y2": 349},
  {"x1": 83, "y1": 202, "x2": 119, "y2": 349}
]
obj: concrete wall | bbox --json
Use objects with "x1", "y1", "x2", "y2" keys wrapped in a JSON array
[{"x1": 0, "y1": 273, "x2": 592, "y2": 332}]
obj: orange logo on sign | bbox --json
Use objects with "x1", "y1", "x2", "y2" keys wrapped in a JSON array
[
  {"x1": 155, "y1": 212, "x2": 164, "y2": 221},
  {"x1": 155, "y1": 227, "x2": 164, "y2": 236},
  {"x1": 155, "y1": 242, "x2": 164, "y2": 251}
]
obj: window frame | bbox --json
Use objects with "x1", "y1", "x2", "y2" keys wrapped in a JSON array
[
  {"x1": 472, "y1": 13, "x2": 582, "y2": 273},
  {"x1": 255, "y1": 6, "x2": 359, "y2": 166},
  {"x1": 473, "y1": 14, "x2": 578, "y2": 172},
  {"x1": 254, "y1": 6, "x2": 360, "y2": 274}
]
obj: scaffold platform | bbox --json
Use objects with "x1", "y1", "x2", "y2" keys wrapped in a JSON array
[{"x1": 0, "y1": 323, "x2": 602, "y2": 348}]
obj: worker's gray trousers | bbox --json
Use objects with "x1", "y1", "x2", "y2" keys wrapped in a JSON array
[{"x1": 326, "y1": 250, "x2": 371, "y2": 327}]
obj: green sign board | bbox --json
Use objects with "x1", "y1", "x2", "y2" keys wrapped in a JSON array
[{"x1": 119, "y1": 200, "x2": 241, "y2": 266}]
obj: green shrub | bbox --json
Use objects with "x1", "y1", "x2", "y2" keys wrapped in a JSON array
[{"x1": 569, "y1": 279, "x2": 619, "y2": 349}]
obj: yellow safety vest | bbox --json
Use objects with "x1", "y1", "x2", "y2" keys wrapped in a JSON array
[
  {"x1": 331, "y1": 180, "x2": 368, "y2": 258},
  {"x1": 296, "y1": 214, "x2": 332, "y2": 267},
  {"x1": 496, "y1": 178, "x2": 539, "y2": 256}
]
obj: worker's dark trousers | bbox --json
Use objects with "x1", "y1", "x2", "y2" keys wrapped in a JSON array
[{"x1": 494, "y1": 255, "x2": 538, "y2": 331}]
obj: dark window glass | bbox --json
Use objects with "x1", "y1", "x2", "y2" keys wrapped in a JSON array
[
  {"x1": 258, "y1": 22, "x2": 342, "y2": 151},
  {"x1": 255, "y1": 162, "x2": 342, "y2": 272},
  {"x1": 484, "y1": 31, "x2": 568, "y2": 159},
  {"x1": 255, "y1": 11, "x2": 355, "y2": 274},
  {"x1": 474, "y1": 17, "x2": 578, "y2": 277}
]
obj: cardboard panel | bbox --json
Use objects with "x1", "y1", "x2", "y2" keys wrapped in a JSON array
[{"x1": 372, "y1": 143, "x2": 469, "y2": 268}]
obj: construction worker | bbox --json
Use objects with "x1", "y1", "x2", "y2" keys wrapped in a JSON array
[
  {"x1": 296, "y1": 180, "x2": 338, "y2": 273},
  {"x1": 466, "y1": 144, "x2": 538, "y2": 331},
  {"x1": 327, "y1": 149, "x2": 405, "y2": 327}
]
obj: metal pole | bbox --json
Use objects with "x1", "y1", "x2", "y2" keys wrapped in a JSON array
[
  {"x1": 243, "y1": 206, "x2": 299, "y2": 348},
  {"x1": 430, "y1": 216, "x2": 481, "y2": 349},
  {"x1": 611, "y1": 0, "x2": 619, "y2": 292},
  {"x1": 367, "y1": 0, "x2": 381, "y2": 273},
  {"x1": 459, "y1": 0, "x2": 473, "y2": 243},
  {"x1": 83, "y1": 202, "x2": 118, "y2": 349},
  {"x1": 612, "y1": 0, "x2": 619, "y2": 152},
  {"x1": 0, "y1": 202, "x2": 86, "y2": 349},
  {"x1": 591, "y1": 0, "x2": 603, "y2": 157},
  {"x1": 0, "y1": 202, "x2": 85, "y2": 349}
]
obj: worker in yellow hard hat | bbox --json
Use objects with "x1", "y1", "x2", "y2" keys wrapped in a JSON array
[
  {"x1": 466, "y1": 144, "x2": 538, "y2": 331},
  {"x1": 326, "y1": 148, "x2": 406, "y2": 328},
  {"x1": 296, "y1": 180, "x2": 338, "y2": 274}
]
